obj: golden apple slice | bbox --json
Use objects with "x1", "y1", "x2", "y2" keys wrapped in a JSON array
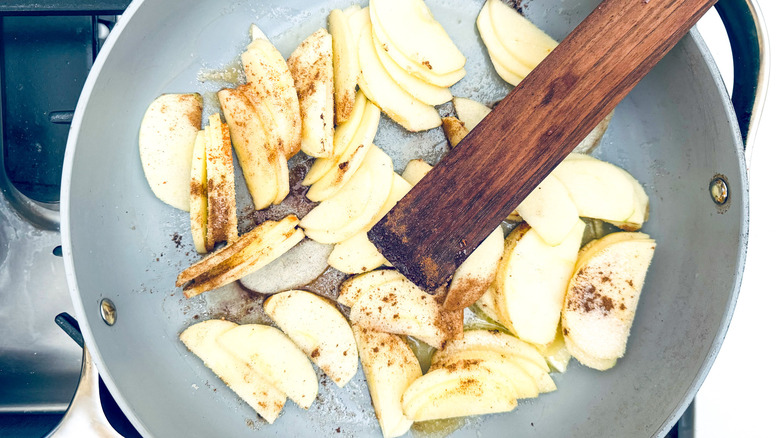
[
  {"x1": 239, "y1": 239, "x2": 333, "y2": 294},
  {"x1": 328, "y1": 232, "x2": 387, "y2": 275},
  {"x1": 443, "y1": 226, "x2": 504, "y2": 311},
  {"x1": 218, "y1": 87, "x2": 287, "y2": 210},
  {"x1": 264, "y1": 290, "x2": 358, "y2": 387},
  {"x1": 138, "y1": 93, "x2": 202, "y2": 211},
  {"x1": 488, "y1": 0, "x2": 557, "y2": 70},
  {"x1": 205, "y1": 114, "x2": 238, "y2": 248},
  {"x1": 452, "y1": 97, "x2": 491, "y2": 131},
  {"x1": 369, "y1": 0, "x2": 465, "y2": 75},
  {"x1": 305, "y1": 99, "x2": 382, "y2": 202},
  {"x1": 357, "y1": 26, "x2": 441, "y2": 132},
  {"x1": 562, "y1": 232, "x2": 656, "y2": 369},
  {"x1": 243, "y1": 27, "x2": 302, "y2": 158},
  {"x1": 438, "y1": 329, "x2": 550, "y2": 371},
  {"x1": 288, "y1": 29, "x2": 335, "y2": 158},
  {"x1": 553, "y1": 154, "x2": 648, "y2": 227},
  {"x1": 373, "y1": 36, "x2": 452, "y2": 106},
  {"x1": 514, "y1": 173, "x2": 580, "y2": 246},
  {"x1": 218, "y1": 324, "x2": 318, "y2": 409},
  {"x1": 401, "y1": 366, "x2": 517, "y2": 422},
  {"x1": 304, "y1": 91, "x2": 370, "y2": 186},
  {"x1": 189, "y1": 130, "x2": 208, "y2": 253},
  {"x1": 329, "y1": 8, "x2": 360, "y2": 124},
  {"x1": 302, "y1": 145, "x2": 394, "y2": 244},
  {"x1": 400, "y1": 159, "x2": 432, "y2": 186},
  {"x1": 353, "y1": 326, "x2": 421, "y2": 438},
  {"x1": 495, "y1": 220, "x2": 585, "y2": 345},
  {"x1": 429, "y1": 355, "x2": 539, "y2": 400},
  {"x1": 349, "y1": 276, "x2": 463, "y2": 349},
  {"x1": 472, "y1": 285, "x2": 504, "y2": 325},
  {"x1": 476, "y1": 5, "x2": 531, "y2": 85},
  {"x1": 179, "y1": 320, "x2": 286, "y2": 423},
  {"x1": 338, "y1": 269, "x2": 406, "y2": 307}
]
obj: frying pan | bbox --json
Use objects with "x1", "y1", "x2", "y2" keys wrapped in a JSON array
[{"x1": 60, "y1": 0, "x2": 766, "y2": 436}]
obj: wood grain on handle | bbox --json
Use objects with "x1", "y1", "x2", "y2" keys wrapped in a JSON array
[{"x1": 368, "y1": 0, "x2": 716, "y2": 292}]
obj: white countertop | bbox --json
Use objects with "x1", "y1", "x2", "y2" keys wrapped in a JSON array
[{"x1": 695, "y1": 1, "x2": 779, "y2": 436}]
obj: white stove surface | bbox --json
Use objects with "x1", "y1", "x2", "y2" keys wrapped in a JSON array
[{"x1": 695, "y1": 1, "x2": 780, "y2": 435}]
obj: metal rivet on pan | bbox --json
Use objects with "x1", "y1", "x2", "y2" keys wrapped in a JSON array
[
  {"x1": 100, "y1": 299, "x2": 117, "y2": 326},
  {"x1": 709, "y1": 176, "x2": 729, "y2": 205}
]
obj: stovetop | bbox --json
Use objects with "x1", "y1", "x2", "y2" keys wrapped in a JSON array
[{"x1": 0, "y1": 1, "x2": 696, "y2": 437}]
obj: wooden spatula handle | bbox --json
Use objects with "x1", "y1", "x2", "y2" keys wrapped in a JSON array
[{"x1": 368, "y1": 0, "x2": 716, "y2": 292}]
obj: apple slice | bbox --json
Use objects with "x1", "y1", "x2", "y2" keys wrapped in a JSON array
[
  {"x1": 189, "y1": 130, "x2": 208, "y2": 253},
  {"x1": 348, "y1": 276, "x2": 463, "y2": 348},
  {"x1": 218, "y1": 87, "x2": 288, "y2": 210},
  {"x1": 357, "y1": 25, "x2": 441, "y2": 132},
  {"x1": 401, "y1": 366, "x2": 517, "y2": 422},
  {"x1": 472, "y1": 285, "x2": 504, "y2": 325},
  {"x1": 353, "y1": 326, "x2": 421, "y2": 438},
  {"x1": 553, "y1": 154, "x2": 648, "y2": 228},
  {"x1": 239, "y1": 239, "x2": 333, "y2": 294},
  {"x1": 205, "y1": 114, "x2": 238, "y2": 248},
  {"x1": 429, "y1": 355, "x2": 539, "y2": 400},
  {"x1": 476, "y1": 6, "x2": 531, "y2": 85},
  {"x1": 304, "y1": 90, "x2": 370, "y2": 186},
  {"x1": 452, "y1": 97, "x2": 491, "y2": 131},
  {"x1": 288, "y1": 28, "x2": 335, "y2": 158},
  {"x1": 264, "y1": 290, "x2": 358, "y2": 387},
  {"x1": 443, "y1": 226, "x2": 504, "y2": 311},
  {"x1": 438, "y1": 329, "x2": 550, "y2": 371},
  {"x1": 373, "y1": 35, "x2": 452, "y2": 106},
  {"x1": 138, "y1": 93, "x2": 202, "y2": 211},
  {"x1": 301, "y1": 145, "x2": 394, "y2": 244},
  {"x1": 330, "y1": 8, "x2": 360, "y2": 124},
  {"x1": 243, "y1": 27, "x2": 302, "y2": 158},
  {"x1": 400, "y1": 159, "x2": 432, "y2": 186},
  {"x1": 177, "y1": 216, "x2": 304, "y2": 297},
  {"x1": 180, "y1": 320, "x2": 286, "y2": 423},
  {"x1": 305, "y1": 99, "x2": 382, "y2": 202},
  {"x1": 562, "y1": 232, "x2": 656, "y2": 370},
  {"x1": 328, "y1": 232, "x2": 387, "y2": 274},
  {"x1": 441, "y1": 117, "x2": 468, "y2": 147},
  {"x1": 488, "y1": 0, "x2": 558, "y2": 70},
  {"x1": 369, "y1": 0, "x2": 465, "y2": 75},
  {"x1": 338, "y1": 269, "x2": 406, "y2": 308},
  {"x1": 494, "y1": 220, "x2": 585, "y2": 345},
  {"x1": 218, "y1": 324, "x2": 318, "y2": 409},
  {"x1": 514, "y1": 173, "x2": 580, "y2": 246},
  {"x1": 537, "y1": 325, "x2": 572, "y2": 373}
]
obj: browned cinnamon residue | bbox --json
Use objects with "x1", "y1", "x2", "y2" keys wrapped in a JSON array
[
  {"x1": 422, "y1": 60, "x2": 432, "y2": 70},
  {"x1": 311, "y1": 348, "x2": 320, "y2": 358}
]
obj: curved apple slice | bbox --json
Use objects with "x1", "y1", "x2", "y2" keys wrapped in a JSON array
[
  {"x1": 242, "y1": 30, "x2": 301, "y2": 158},
  {"x1": 562, "y1": 232, "x2": 656, "y2": 369},
  {"x1": 264, "y1": 290, "x2": 358, "y2": 387},
  {"x1": 429, "y1": 356, "x2": 539, "y2": 400},
  {"x1": 239, "y1": 238, "x2": 333, "y2": 294},
  {"x1": 180, "y1": 320, "x2": 286, "y2": 423},
  {"x1": 357, "y1": 26, "x2": 441, "y2": 132},
  {"x1": 400, "y1": 159, "x2": 432, "y2": 186},
  {"x1": 373, "y1": 36, "x2": 452, "y2": 106},
  {"x1": 353, "y1": 327, "x2": 421, "y2": 438},
  {"x1": 514, "y1": 174, "x2": 580, "y2": 246},
  {"x1": 401, "y1": 366, "x2": 517, "y2": 422},
  {"x1": 476, "y1": 5, "x2": 530, "y2": 85},
  {"x1": 330, "y1": 8, "x2": 360, "y2": 124},
  {"x1": 488, "y1": 0, "x2": 558, "y2": 69},
  {"x1": 338, "y1": 269, "x2": 406, "y2": 307},
  {"x1": 438, "y1": 330, "x2": 549, "y2": 371},
  {"x1": 302, "y1": 145, "x2": 394, "y2": 244},
  {"x1": 537, "y1": 325, "x2": 572, "y2": 373},
  {"x1": 218, "y1": 324, "x2": 318, "y2": 409},
  {"x1": 138, "y1": 93, "x2": 202, "y2": 211},
  {"x1": 443, "y1": 226, "x2": 504, "y2": 311},
  {"x1": 452, "y1": 97, "x2": 492, "y2": 131},
  {"x1": 369, "y1": 0, "x2": 465, "y2": 75},
  {"x1": 189, "y1": 131, "x2": 208, "y2": 254}
]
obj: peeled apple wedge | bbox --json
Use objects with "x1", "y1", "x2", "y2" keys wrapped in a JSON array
[
  {"x1": 179, "y1": 320, "x2": 286, "y2": 423},
  {"x1": 329, "y1": 8, "x2": 360, "y2": 124},
  {"x1": 476, "y1": 6, "x2": 531, "y2": 84},
  {"x1": 338, "y1": 269, "x2": 406, "y2": 308},
  {"x1": 401, "y1": 366, "x2": 517, "y2": 422},
  {"x1": 429, "y1": 355, "x2": 540, "y2": 400},
  {"x1": 369, "y1": 0, "x2": 465, "y2": 75},
  {"x1": 301, "y1": 145, "x2": 394, "y2": 244},
  {"x1": 357, "y1": 26, "x2": 442, "y2": 132},
  {"x1": 439, "y1": 330, "x2": 550, "y2": 372},
  {"x1": 189, "y1": 131, "x2": 208, "y2": 253},
  {"x1": 288, "y1": 29, "x2": 335, "y2": 158},
  {"x1": 353, "y1": 327, "x2": 421, "y2": 438},
  {"x1": 264, "y1": 290, "x2": 358, "y2": 387},
  {"x1": 562, "y1": 232, "x2": 656, "y2": 370},
  {"x1": 218, "y1": 324, "x2": 318, "y2": 409},
  {"x1": 553, "y1": 154, "x2": 649, "y2": 229},
  {"x1": 239, "y1": 238, "x2": 333, "y2": 294},
  {"x1": 243, "y1": 26, "x2": 302, "y2": 158},
  {"x1": 204, "y1": 114, "x2": 238, "y2": 248},
  {"x1": 494, "y1": 220, "x2": 585, "y2": 346},
  {"x1": 138, "y1": 93, "x2": 202, "y2": 211},
  {"x1": 218, "y1": 87, "x2": 288, "y2": 210},
  {"x1": 443, "y1": 226, "x2": 504, "y2": 311},
  {"x1": 514, "y1": 174, "x2": 580, "y2": 246},
  {"x1": 452, "y1": 97, "x2": 491, "y2": 132},
  {"x1": 488, "y1": 0, "x2": 558, "y2": 71},
  {"x1": 400, "y1": 159, "x2": 432, "y2": 186}
]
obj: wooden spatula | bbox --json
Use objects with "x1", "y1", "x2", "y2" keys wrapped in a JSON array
[{"x1": 368, "y1": 0, "x2": 716, "y2": 293}]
